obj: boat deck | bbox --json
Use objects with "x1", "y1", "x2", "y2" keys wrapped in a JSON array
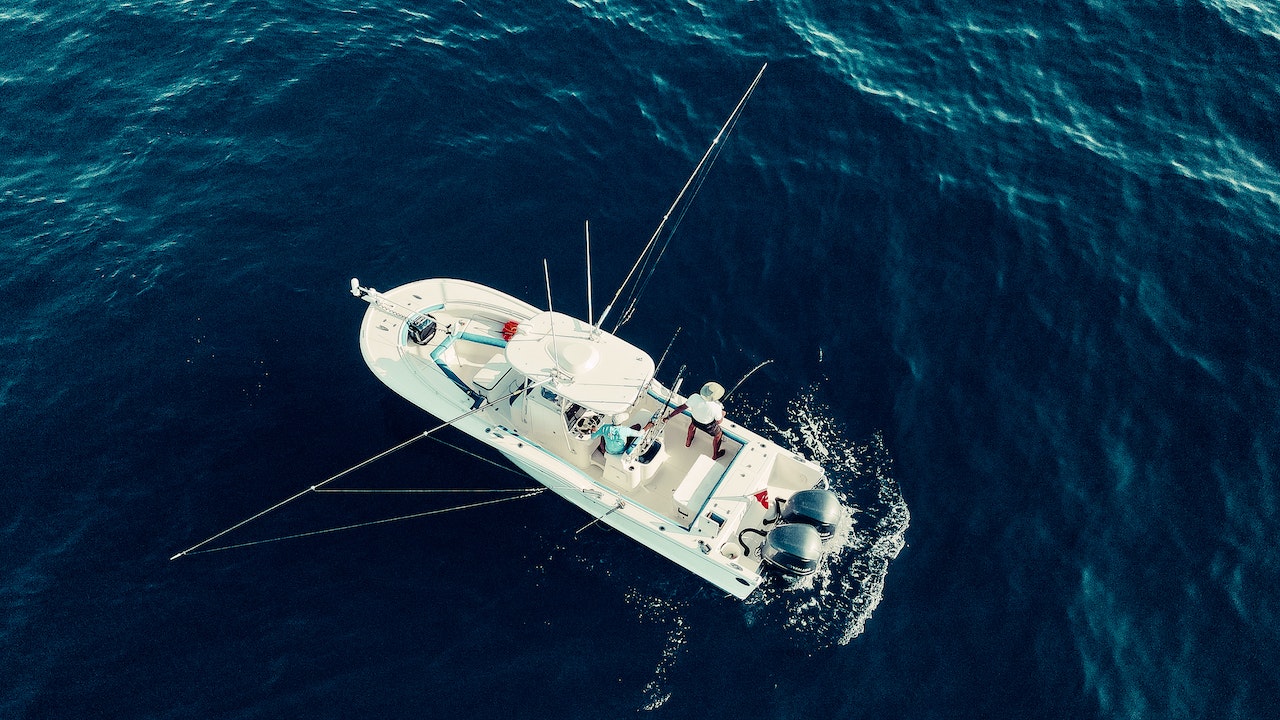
[{"x1": 399, "y1": 306, "x2": 780, "y2": 522}]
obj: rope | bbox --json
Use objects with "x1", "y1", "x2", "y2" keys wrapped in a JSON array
[{"x1": 180, "y1": 490, "x2": 545, "y2": 556}]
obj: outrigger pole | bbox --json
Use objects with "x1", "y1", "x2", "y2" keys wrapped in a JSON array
[
  {"x1": 592, "y1": 62, "x2": 768, "y2": 337},
  {"x1": 585, "y1": 220, "x2": 594, "y2": 326},
  {"x1": 170, "y1": 379, "x2": 549, "y2": 561},
  {"x1": 543, "y1": 258, "x2": 561, "y2": 372}
]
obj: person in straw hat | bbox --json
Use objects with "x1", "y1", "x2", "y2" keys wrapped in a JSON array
[{"x1": 665, "y1": 381, "x2": 726, "y2": 459}]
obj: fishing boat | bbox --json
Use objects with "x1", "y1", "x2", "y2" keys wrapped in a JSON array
[
  {"x1": 348, "y1": 65, "x2": 846, "y2": 599},
  {"x1": 170, "y1": 65, "x2": 847, "y2": 597}
]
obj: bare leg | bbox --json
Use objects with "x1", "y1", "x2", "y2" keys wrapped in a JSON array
[{"x1": 685, "y1": 423, "x2": 696, "y2": 447}]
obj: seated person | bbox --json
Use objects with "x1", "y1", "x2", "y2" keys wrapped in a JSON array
[{"x1": 592, "y1": 412, "x2": 652, "y2": 455}]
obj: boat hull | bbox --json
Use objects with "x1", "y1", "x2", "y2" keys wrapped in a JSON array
[{"x1": 356, "y1": 277, "x2": 829, "y2": 599}]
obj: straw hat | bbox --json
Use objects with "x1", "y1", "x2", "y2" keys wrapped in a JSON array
[{"x1": 700, "y1": 382, "x2": 725, "y2": 401}]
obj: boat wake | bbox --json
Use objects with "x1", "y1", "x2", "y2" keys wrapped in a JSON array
[
  {"x1": 623, "y1": 589, "x2": 687, "y2": 711},
  {"x1": 741, "y1": 388, "x2": 910, "y2": 646},
  {"x1": 538, "y1": 386, "x2": 908, "y2": 706},
  {"x1": 615, "y1": 388, "x2": 909, "y2": 708}
]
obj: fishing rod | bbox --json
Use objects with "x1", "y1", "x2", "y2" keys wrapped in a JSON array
[
  {"x1": 660, "y1": 364, "x2": 687, "y2": 424},
  {"x1": 593, "y1": 63, "x2": 768, "y2": 336},
  {"x1": 636, "y1": 325, "x2": 682, "y2": 403},
  {"x1": 631, "y1": 365, "x2": 686, "y2": 460},
  {"x1": 724, "y1": 359, "x2": 773, "y2": 401},
  {"x1": 641, "y1": 362, "x2": 685, "y2": 431},
  {"x1": 652, "y1": 326, "x2": 681, "y2": 379},
  {"x1": 170, "y1": 378, "x2": 550, "y2": 560}
]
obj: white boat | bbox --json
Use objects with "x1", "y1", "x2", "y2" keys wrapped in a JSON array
[
  {"x1": 347, "y1": 65, "x2": 847, "y2": 599},
  {"x1": 170, "y1": 67, "x2": 848, "y2": 593},
  {"x1": 350, "y1": 277, "x2": 843, "y2": 598}
]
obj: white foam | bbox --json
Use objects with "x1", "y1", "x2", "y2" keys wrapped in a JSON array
[
  {"x1": 624, "y1": 589, "x2": 687, "y2": 711},
  {"x1": 740, "y1": 387, "x2": 911, "y2": 646}
]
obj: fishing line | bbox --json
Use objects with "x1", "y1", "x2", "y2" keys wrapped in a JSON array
[
  {"x1": 179, "y1": 490, "x2": 546, "y2": 556},
  {"x1": 170, "y1": 379, "x2": 549, "y2": 560},
  {"x1": 425, "y1": 434, "x2": 529, "y2": 478},
  {"x1": 315, "y1": 488, "x2": 543, "y2": 494}
]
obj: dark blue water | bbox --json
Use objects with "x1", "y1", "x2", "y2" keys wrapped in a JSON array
[{"x1": 4, "y1": 1, "x2": 1278, "y2": 717}]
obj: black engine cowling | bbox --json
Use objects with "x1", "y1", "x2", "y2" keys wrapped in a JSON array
[
  {"x1": 761, "y1": 523, "x2": 823, "y2": 576},
  {"x1": 780, "y1": 488, "x2": 842, "y2": 540}
]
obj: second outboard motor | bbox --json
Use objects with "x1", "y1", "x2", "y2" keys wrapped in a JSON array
[
  {"x1": 761, "y1": 523, "x2": 823, "y2": 576},
  {"x1": 780, "y1": 488, "x2": 843, "y2": 540},
  {"x1": 407, "y1": 314, "x2": 437, "y2": 346}
]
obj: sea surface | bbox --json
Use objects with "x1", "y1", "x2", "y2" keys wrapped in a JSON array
[{"x1": 3, "y1": 1, "x2": 1278, "y2": 718}]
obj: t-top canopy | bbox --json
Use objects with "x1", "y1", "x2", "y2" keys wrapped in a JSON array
[{"x1": 504, "y1": 311, "x2": 655, "y2": 414}]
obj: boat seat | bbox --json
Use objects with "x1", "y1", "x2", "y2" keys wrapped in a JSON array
[
  {"x1": 472, "y1": 352, "x2": 510, "y2": 392},
  {"x1": 672, "y1": 454, "x2": 722, "y2": 520}
]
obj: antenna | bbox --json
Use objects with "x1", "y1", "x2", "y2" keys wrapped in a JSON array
[{"x1": 585, "y1": 220, "x2": 594, "y2": 327}]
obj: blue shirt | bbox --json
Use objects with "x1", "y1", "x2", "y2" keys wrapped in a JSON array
[{"x1": 592, "y1": 423, "x2": 643, "y2": 454}]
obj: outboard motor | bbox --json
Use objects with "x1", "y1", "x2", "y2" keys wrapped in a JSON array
[
  {"x1": 407, "y1": 314, "x2": 437, "y2": 346},
  {"x1": 760, "y1": 488, "x2": 844, "y2": 577},
  {"x1": 779, "y1": 488, "x2": 842, "y2": 540},
  {"x1": 761, "y1": 523, "x2": 823, "y2": 576}
]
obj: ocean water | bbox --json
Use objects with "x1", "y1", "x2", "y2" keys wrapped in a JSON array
[{"x1": 2, "y1": 1, "x2": 1278, "y2": 717}]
